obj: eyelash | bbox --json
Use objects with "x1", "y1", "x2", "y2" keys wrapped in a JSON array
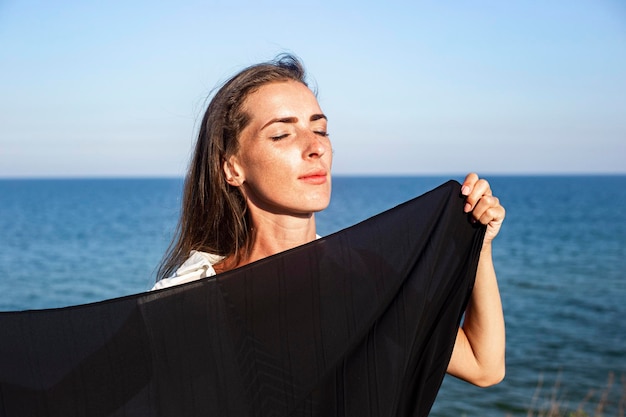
[
  {"x1": 270, "y1": 131, "x2": 330, "y2": 141},
  {"x1": 271, "y1": 134, "x2": 289, "y2": 141}
]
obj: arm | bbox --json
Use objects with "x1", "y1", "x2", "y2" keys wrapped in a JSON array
[{"x1": 446, "y1": 173, "x2": 506, "y2": 387}]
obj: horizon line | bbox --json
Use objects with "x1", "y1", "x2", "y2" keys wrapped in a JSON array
[{"x1": 1, "y1": 172, "x2": 625, "y2": 180}]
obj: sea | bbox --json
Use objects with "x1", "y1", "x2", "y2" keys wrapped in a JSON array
[{"x1": 0, "y1": 175, "x2": 624, "y2": 417}]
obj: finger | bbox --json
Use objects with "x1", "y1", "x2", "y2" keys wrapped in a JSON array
[
  {"x1": 464, "y1": 179, "x2": 492, "y2": 213},
  {"x1": 461, "y1": 172, "x2": 479, "y2": 196},
  {"x1": 472, "y1": 197, "x2": 503, "y2": 224},
  {"x1": 482, "y1": 206, "x2": 506, "y2": 243},
  {"x1": 472, "y1": 194, "x2": 499, "y2": 214},
  {"x1": 479, "y1": 206, "x2": 506, "y2": 224}
]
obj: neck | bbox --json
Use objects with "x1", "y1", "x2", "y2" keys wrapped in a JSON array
[
  {"x1": 211, "y1": 209, "x2": 318, "y2": 274},
  {"x1": 242, "y1": 211, "x2": 317, "y2": 266}
]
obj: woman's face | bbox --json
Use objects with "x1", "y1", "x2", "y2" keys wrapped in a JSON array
[{"x1": 224, "y1": 80, "x2": 332, "y2": 217}]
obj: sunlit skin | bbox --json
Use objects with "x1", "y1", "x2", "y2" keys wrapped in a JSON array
[
  {"x1": 223, "y1": 81, "x2": 506, "y2": 387},
  {"x1": 448, "y1": 173, "x2": 506, "y2": 387},
  {"x1": 223, "y1": 80, "x2": 332, "y2": 266}
]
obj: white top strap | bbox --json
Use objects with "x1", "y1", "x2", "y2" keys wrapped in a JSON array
[{"x1": 151, "y1": 250, "x2": 224, "y2": 290}]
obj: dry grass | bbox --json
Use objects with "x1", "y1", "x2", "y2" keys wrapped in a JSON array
[{"x1": 521, "y1": 372, "x2": 626, "y2": 417}]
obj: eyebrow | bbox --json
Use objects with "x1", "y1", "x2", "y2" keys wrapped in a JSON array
[{"x1": 261, "y1": 113, "x2": 327, "y2": 130}]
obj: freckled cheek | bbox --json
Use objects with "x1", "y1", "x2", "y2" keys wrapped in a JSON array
[
  {"x1": 243, "y1": 151, "x2": 279, "y2": 174},
  {"x1": 244, "y1": 147, "x2": 303, "y2": 183},
  {"x1": 258, "y1": 158, "x2": 298, "y2": 187}
]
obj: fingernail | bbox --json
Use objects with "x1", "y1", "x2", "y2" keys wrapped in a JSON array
[
  {"x1": 461, "y1": 186, "x2": 470, "y2": 196},
  {"x1": 464, "y1": 203, "x2": 471, "y2": 212}
]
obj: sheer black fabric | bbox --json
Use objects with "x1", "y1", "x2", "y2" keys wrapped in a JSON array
[{"x1": 0, "y1": 180, "x2": 485, "y2": 417}]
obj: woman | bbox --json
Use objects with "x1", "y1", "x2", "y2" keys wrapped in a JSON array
[{"x1": 155, "y1": 54, "x2": 505, "y2": 388}]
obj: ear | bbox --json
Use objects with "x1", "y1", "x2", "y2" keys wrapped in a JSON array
[{"x1": 223, "y1": 156, "x2": 245, "y2": 187}]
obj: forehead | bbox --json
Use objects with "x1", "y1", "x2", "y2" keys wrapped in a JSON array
[{"x1": 243, "y1": 81, "x2": 321, "y2": 118}]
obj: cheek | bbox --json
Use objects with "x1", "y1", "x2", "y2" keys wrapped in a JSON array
[{"x1": 243, "y1": 148, "x2": 298, "y2": 181}]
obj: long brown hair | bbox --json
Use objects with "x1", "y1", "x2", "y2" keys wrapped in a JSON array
[{"x1": 157, "y1": 54, "x2": 309, "y2": 281}]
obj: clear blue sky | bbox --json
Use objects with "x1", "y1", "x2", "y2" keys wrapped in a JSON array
[{"x1": 1, "y1": 0, "x2": 625, "y2": 177}]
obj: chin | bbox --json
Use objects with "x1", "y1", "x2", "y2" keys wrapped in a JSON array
[{"x1": 313, "y1": 202, "x2": 331, "y2": 213}]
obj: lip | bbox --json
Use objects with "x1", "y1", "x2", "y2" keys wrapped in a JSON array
[{"x1": 299, "y1": 170, "x2": 328, "y2": 184}]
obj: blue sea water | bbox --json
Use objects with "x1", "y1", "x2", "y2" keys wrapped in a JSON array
[{"x1": 1, "y1": 175, "x2": 624, "y2": 416}]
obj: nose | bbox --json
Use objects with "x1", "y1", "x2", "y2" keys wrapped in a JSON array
[{"x1": 303, "y1": 131, "x2": 329, "y2": 159}]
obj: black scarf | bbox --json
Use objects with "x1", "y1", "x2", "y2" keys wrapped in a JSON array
[{"x1": 0, "y1": 180, "x2": 484, "y2": 417}]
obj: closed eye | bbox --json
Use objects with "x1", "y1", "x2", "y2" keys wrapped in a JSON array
[
  {"x1": 314, "y1": 130, "x2": 329, "y2": 137},
  {"x1": 270, "y1": 133, "x2": 289, "y2": 141}
]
